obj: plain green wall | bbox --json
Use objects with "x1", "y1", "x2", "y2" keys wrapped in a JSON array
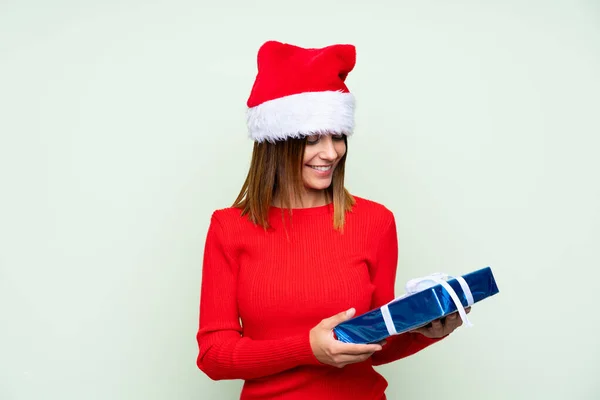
[{"x1": 1, "y1": 1, "x2": 599, "y2": 399}]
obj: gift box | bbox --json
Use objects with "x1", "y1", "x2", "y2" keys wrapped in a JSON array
[{"x1": 333, "y1": 266, "x2": 499, "y2": 344}]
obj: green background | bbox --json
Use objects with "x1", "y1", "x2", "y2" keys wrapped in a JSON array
[{"x1": 1, "y1": 0, "x2": 599, "y2": 399}]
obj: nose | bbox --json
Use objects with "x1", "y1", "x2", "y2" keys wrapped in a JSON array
[{"x1": 318, "y1": 136, "x2": 338, "y2": 161}]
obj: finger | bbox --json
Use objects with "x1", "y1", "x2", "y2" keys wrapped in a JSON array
[
  {"x1": 412, "y1": 326, "x2": 425, "y2": 335},
  {"x1": 321, "y1": 308, "x2": 356, "y2": 330},
  {"x1": 332, "y1": 342, "x2": 382, "y2": 355},
  {"x1": 333, "y1": 352, "x2": 373, "y2": 365},
  {"x1": 446, "y1": 318, "x2": 461, "y2": 331},
  {"x1": 446, "y1": 315, "x2": 463, "y2": 332},
  {"x1": 430, "y1": 319, "x2": 444, "y2": 336}
]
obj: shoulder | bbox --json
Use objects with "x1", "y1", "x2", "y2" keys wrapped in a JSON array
[
  {"x1": 204, "y1": 207, "x2": 250, "y2": 248},
  {"x1": 348, "y1": 194, "x2": 396, "y2": 232},
  {"x1": 208, "y1": 206, "x2": 250, "y2": 233},
  {"x1": 210, "y1": 206, "x2": 244, "y2": 223},
  {"x1": 350, "y1": 195, "x2": 395, "y2": 220}
]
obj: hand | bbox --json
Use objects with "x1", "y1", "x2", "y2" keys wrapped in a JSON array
[
  {"x1": 310, "y1": 308, "x2": 384, "y2": 368},
  {"x1": 412, "y1": 307, "x2": 471, "y2": 339}
]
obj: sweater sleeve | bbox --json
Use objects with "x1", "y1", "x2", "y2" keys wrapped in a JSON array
[
  {"x1": 368, "y1": 210, "x2": 444, "y2": 366},
  {"x1": 196, "y1": 213, "x2": 322, "y2": 381}
]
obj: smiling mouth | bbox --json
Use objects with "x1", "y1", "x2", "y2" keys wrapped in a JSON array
[{"x1": 307, "y1": 165, "x2": 333, "y2": 171}]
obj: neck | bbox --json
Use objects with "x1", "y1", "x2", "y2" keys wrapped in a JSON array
[{"x1": 273, "y1": 189, "x2": 330, "y2": 209}]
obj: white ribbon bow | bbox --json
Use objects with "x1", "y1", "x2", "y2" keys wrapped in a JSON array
[{"x1": 380, "y1": 273, "x2": 474, "y2": 336}]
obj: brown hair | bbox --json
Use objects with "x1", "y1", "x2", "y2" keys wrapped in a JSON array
[{"x1": 232, "y1": 136, "x2": 355, "y2": 231}]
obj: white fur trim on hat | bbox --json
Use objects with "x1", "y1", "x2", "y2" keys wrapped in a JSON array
[{"x1": 246, "y1": 91, "x2": 355, "y2": 143}]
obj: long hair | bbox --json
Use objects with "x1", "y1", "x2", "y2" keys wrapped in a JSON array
[{"x1": 232, "y1": 136, "x2": 355, "y2": 231}]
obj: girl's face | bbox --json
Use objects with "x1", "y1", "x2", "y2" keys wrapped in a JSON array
[{"x1": 302, "y1": 133, "x2": 347, "y2": 191}]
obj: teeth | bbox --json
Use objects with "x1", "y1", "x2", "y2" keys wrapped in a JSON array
[{"x1": 309, "y1": 165, "x2": 332, "y2": 171}]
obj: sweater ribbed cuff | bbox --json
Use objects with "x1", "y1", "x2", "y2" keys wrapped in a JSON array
[{"x1": 283, "y1": 331, "x2": 323, "y2": 366}]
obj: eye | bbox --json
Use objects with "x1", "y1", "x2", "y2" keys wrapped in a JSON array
[
  {"x1": 306, "y1": 135, "x2": 320, "y2": 144},
  {"x1": 332, "y1": 134, "x2": 345, "y2": 141}
]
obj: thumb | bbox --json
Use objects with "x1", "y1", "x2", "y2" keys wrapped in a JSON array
[{"x1": 322, "y1": 308, "x2": 355, "y2": 330}]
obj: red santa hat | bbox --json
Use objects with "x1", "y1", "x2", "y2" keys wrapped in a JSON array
[{"x1": 246, "y1": 40, "x2": 357, "y2": 143}]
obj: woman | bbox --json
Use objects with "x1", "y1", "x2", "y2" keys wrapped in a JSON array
[{"x1": 196, "y1": 40, "x2": 465, "y2": 400}]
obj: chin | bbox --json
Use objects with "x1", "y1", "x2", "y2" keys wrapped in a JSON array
[{"x1": 306, "y1": 181, "x2": 332, "y2": 191}]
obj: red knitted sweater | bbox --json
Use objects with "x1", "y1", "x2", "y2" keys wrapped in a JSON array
[{"x1": 196, "y1": 196, "x2": 441, "y2": 399}]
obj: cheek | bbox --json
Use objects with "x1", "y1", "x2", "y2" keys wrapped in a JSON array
[
  {"x1": 335, "y1": 141, "x2": 347, "y2": 158},
  {"x1": 302, "y1": 148, "x2": 315, "y2": 164},
  {"x1": 301, "y1": 166, "x2": 315, "y2": 188}
]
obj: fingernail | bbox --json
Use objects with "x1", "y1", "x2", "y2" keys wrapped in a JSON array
[{"x1": 346, "y1": 308, "x2": 355, "y2": 317}]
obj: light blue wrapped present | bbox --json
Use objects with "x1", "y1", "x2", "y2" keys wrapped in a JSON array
[{"x1": 333, "y1": 266, "x2": 499, "y2": 344}]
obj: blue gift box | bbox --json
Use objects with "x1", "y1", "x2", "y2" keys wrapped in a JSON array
[{"x1": 333, "y1": 266, "x2": 499, "y2": 344}]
